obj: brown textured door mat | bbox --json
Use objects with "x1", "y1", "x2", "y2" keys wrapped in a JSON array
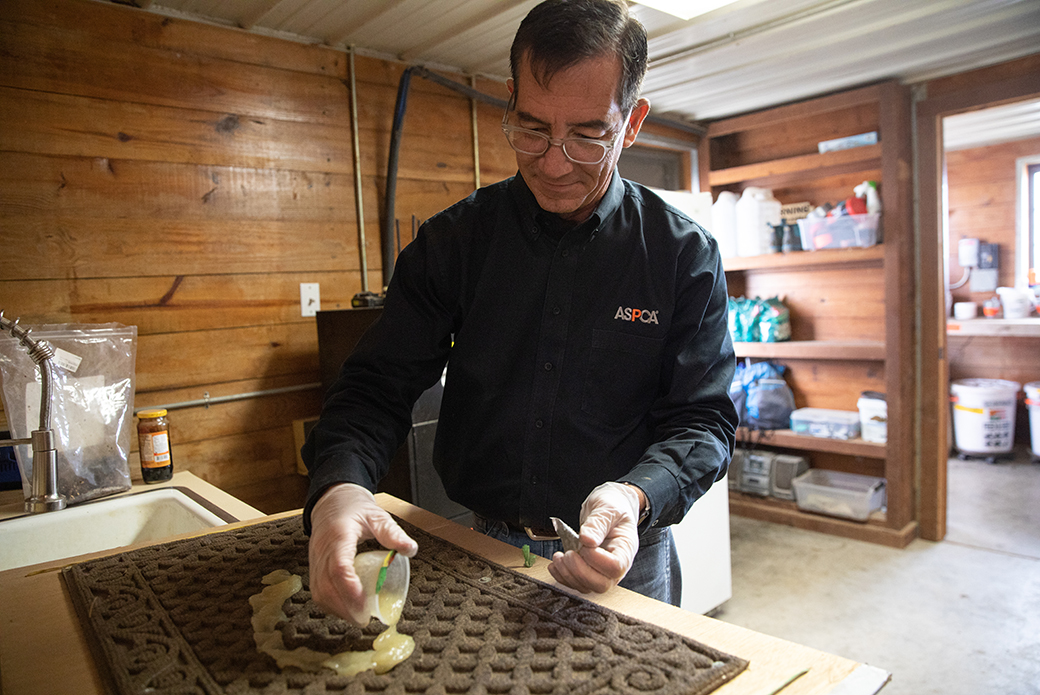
[{"x1": 61, "y1": 514, "x2": 748, "y2": 695}]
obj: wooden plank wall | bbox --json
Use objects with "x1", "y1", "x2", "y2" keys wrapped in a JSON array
[
  {"x1": 946, "y1": 134, "x2": 1040, "y2": 303},
  {"x1": 0, "y1": 0, "x2": 517, "y2": 511}
]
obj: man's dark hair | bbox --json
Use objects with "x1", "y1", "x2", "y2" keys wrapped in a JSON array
[{"x1": 510, "y1": 0, "x2": 648, "y2": 116}]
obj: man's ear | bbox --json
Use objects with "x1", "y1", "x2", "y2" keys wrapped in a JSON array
[
  {"x1": 623, "y1": 98, "x2": 651, "y2": 147},
  {"x1": 506, "y1": 78, "x2": 514, "y2": 96}
]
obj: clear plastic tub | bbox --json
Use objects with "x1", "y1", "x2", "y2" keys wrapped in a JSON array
[
  {"x1": 789, "y1": 408, "x2": 861, "y2": 440},
  {"x1": 797, "y1": 213, "x2": 879, "y2": 250},
  {"x1": 792, "y1": 469, "x2": 886, "y2": 522}
]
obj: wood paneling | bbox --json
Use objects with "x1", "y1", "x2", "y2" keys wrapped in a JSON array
[
  {"x1": 0, "y1": 0, "x2": 684, "y2": 513},
  {"x1": 0, "y1": 0, "x2": 489, "y2": 505},
  {"x1": 946, "y1": 135, "x2": 1040, "y2": 302}
]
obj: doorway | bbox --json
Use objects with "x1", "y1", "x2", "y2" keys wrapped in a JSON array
[
  {"x1": 942, "y1": 99, "x2": 1040, "y2": 559},
  {"x1": 914, "y1": 58, "x2": 1040, "y2": 542}
]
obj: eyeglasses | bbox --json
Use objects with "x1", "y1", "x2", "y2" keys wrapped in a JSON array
[{"x1": 500, "y1": 97, "x2": 622, "y2": 165}]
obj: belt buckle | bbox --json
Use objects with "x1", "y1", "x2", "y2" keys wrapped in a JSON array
[{"x1": 524, "y1": 526, "x2": 559, "y2": 541}]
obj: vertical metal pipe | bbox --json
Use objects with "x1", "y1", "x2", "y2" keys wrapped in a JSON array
[
  {"x1": 348, "y1": 46, "x2": 369, "y2": 293},
  {"x1": 470, "y1": 74, "x2": 480, "y2": 190}
]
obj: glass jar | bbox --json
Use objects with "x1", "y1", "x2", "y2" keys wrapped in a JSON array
[{"x1": 137, "y1": 409, "x2": 173, "y2": 483}]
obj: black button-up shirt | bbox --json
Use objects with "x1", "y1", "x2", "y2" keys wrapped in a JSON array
[{"x1": 303, "y1": 171, "x2": 737, "y2": 532}]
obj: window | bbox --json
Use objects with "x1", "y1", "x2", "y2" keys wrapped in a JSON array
[
  {"x1": 617, "y1": 145, "x2": 686, "y2": 190},
  {"x1": 1017, "y1": 157, "x2": 1040, "y2": 288}
]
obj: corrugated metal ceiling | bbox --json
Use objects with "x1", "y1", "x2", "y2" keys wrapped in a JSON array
[{"x1": 126, "y1": 0, "x2": 1040, "y2": 127}]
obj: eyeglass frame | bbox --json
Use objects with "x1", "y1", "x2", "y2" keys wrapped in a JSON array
[{"x1": 500, "y1": 92, "x2": 626, "y2": 165}]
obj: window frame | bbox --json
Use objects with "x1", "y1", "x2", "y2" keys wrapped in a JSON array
[{"x1": 1016, "y1": 155, "x2": 1040, "y2": 288}]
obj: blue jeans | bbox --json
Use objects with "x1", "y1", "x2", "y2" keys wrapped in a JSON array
[{"x1": 472, "y1": 515, "x2": 682, "y2": 606}]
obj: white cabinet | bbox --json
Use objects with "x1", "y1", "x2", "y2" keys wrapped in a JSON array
[{"x1": 672, "y1": 474, "x2": 731, "y2": 615}]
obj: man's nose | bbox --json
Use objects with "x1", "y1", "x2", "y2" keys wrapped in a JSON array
[{"x1": 539, "y1": 140, "x2": 574, "y2": 173}]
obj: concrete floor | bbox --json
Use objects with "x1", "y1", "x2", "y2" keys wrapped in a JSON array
[{"x1": 716, "y1": 446, "x2": 1040, "y2": 695}]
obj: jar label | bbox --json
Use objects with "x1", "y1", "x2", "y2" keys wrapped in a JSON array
[{"x1": 141, "y1": 431, "x2": 171, "y2": 467}]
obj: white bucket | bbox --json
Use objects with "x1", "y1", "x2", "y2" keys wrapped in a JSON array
[
  {"x1": 949, "y1": 379, "x2": 1021, "y2": 455},
  {"x1": 857, "y1": 394, "x2": 887, "y2": 443},
  {"x1": 1026, "y1": 381, "x2": 1040, "y2": 458}
]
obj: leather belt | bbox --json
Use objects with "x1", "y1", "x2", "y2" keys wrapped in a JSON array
[
  {"x1": 479, "y1": 515, "x2": 559, "y2": 541},
  {"x1": 519, "y1": 523, "x2": 559, "y2": 541}
]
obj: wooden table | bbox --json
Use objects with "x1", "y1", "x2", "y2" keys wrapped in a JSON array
[{"x1": 0, "y1": 489, "x2": 889, "y2": 694}]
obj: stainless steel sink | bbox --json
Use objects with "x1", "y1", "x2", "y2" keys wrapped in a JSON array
[{"x1": 0, "y1": 486, "x2": 238, "y2": 572}]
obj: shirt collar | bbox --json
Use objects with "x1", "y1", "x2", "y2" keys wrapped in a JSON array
[{"x1": 508, "y1": 170, "x2": 624, "y2": 239}]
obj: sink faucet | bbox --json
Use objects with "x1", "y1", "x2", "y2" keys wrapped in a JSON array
[{"x1": 0, "y1": 312, "x2": 67, "y2": 513}]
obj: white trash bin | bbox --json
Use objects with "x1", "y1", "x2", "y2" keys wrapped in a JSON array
[
  {"x1": 949, "y1": 378, "x2": 1020, "y2": 457},
  {"x1": 1026, "y1": 381, "x2": 1040, "y2": 459}
]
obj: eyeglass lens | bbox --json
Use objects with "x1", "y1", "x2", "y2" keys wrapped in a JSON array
[{"x1": 504, "y1": 128, "x2": 610, "y2": 164}]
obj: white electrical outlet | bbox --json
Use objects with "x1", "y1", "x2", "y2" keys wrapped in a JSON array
[{"x1": 300, "y1": 283, "x2": 320, "y2": 317}]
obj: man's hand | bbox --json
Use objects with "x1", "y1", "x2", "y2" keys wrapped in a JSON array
[
  {"x1": 307, "y1": 483, "x2": 418, "y2": 624},
  {"x1": 547, "y1": 482, "x2": 642, "y2": 594}
]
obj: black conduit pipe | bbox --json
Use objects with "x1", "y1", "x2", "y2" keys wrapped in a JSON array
[
  {"x1": 381, "y1": 67, "x2": 508, "y2": 290},
  {"x1": 382, "y1": 66, "x2": 416, "y2": 289}
]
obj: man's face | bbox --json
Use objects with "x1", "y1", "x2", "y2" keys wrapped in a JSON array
[{"x1": 507, "y1": 52, "x2": 649, "y2": 223}]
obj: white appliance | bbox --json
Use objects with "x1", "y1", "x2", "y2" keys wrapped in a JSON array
[{"x1": 672, "y1": 474, "x2": 731, "y2": 615}]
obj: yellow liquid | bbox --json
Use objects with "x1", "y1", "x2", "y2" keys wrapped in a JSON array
[{"x1": 250, "y1": 569, "x2": 415, "y2": 677}]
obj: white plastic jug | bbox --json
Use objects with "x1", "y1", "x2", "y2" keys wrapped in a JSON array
[
  {"x1": 996, "y1": 287, "x2": 1035, "y2": 319},
  {"x1": 736, "y1": 187, "x2": 782, "y2": 256},
  {"x1": 711, "y1": 191, "x2": 738, "y2": 258}
]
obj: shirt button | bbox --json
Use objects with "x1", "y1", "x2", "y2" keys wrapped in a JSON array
[
  {"x1": 531, "y1": 476, "x2": 538, "y2": 485},
  {"x1": 562, "y1": 250, "x2": 569, "y2": 257},
  {"x1": 543, "y1": 362, "x2": 553, "y2": 371},
  {"x1": 552, "y1": 306, "x2": 561, "y2": 315},
  {"x1": 535, "y1": 419, "x2": 544, "y2": 428}
]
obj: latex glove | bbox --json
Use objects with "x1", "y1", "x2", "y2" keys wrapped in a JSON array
[
  {"x1": 547, "y1": 482, "x2": 641, "y2": 594},
  {"x1": 307, "y1": 482, "x2": 418, "y2": 625}
]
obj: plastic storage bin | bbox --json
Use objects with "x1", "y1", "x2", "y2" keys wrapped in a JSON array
[
  {"x1": 797, "y1": 213, "x2": 879, "y2": 251},
  {"x1": 789, "y1": 408, "x2": 861, "y2": 440},
  {"x1": 792, "y1": 469, "x2": 886, "y2": 522}
]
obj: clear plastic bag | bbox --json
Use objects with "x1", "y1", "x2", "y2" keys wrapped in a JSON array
[{"x1": 0, "y1": 323, "x2": 137, "y2": 505}]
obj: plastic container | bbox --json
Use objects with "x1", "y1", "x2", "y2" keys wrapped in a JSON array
[
  {"x1": 711, "y1": 191, "x2": 738, "y2": 259},
  {"x1": 952, "y1": 302, "x2": 977, "y2": 320},
  {"x1": 789, "y1": 408, "x2": 861, "y2": 440},
  {"x1": 797, "y1": 213, "x2": 879, "y2": 251},
  {"x1": 857, "y1": 392, "x2": 887, "y2": 443},
  {"x1": 1026, "y1": 382, "x2": 1040, "y2": 459},
  {"x1": 792, "y1": 469, "x2": 886, "y2": 522},
  {"x1": 996, "y1": 287, "x2": 1035, "y2": 319},
  {"x1": 949, "y1": 378, "x2": 1020, "y2": 455},
  {"x1": 736, "y1": 187, "x2": 781, "y2": 257}
]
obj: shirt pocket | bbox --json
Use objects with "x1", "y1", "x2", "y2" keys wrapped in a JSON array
[{"x1": 581, "y1": 329, "x2": 664, "y2": 428}]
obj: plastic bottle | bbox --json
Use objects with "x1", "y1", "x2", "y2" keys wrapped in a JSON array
[
  {"x1": 736, "y1": 187, "x2": 782, "y2": 256},
  {"x1": 711, "y1": 191, "x2": 738, "y2": 258},
  {"x1": 137, "y1": 409, "x2": 173, "y2": 483}
]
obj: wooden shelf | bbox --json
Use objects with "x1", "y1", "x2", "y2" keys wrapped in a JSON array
[
  {"x1": 737, "y1": 428, "x2": 886, "y2": 458},
  {"x1": 722, "y1": 245, "x2": 883, "y2": 272},
  {"x1": 734, "y1": 340, "x2": 885, "y2": 361},
  {"x1": 706, "y1": 81, "x2": 915, "y2": 546},
  {"x1": 947, "y1": 318, "x2": 1040, "y2": 337},
  {"x1": 708, "y1": 144, "x2": 882, "y2": 188},
  {"x1": 728, "y1": 491, "x2": 917, "y2": 548}
]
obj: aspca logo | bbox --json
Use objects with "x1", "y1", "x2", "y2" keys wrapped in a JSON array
[{"x1": 614, "y1": 306, "x2": 659, "y2": 324}]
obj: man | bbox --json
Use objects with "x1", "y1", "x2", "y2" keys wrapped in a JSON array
[{"x1": 302, "y1": 0, "x2": 737, "y2": 623}]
